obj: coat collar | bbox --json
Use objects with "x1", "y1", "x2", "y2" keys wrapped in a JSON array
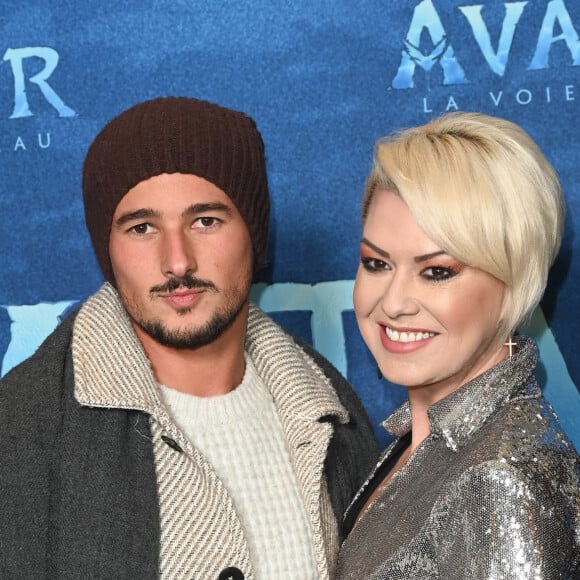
[
  {"x1": 72, "y1": 283, "x2": 348, "y2": 424},
  {"x1": 382, "y1": 336, "x2": 539, "y2": 451}
]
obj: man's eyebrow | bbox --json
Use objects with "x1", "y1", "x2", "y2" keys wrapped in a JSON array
[
  {"x1": 361, "y1": 237, "x2": 390, "y2": 259},
  {"x1": 115, "y1": 208, "x2": 159, "y2": 226},
  {"x1": 114, "y1": 203, "x2": 234, "y2": 227},
  {"x1": 181, "y1": 202, "x2": 233, "y2": 217}
]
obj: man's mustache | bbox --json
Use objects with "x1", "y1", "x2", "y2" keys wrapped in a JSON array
[{"x1": 150, "y1": 274, "x2": 218, "y2": 294}]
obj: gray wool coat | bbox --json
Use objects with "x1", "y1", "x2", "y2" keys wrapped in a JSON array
[{"x1": 0, "y1": 299, "x2": 378, "y2": 578}]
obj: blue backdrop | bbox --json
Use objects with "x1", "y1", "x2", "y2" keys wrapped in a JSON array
[{"x1": 0, "y1": 0, "x2": 578, "y2": 447}]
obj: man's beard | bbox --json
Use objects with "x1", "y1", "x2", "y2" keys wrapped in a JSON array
[{"x1": 123, "y1": 273, "x2": 250, "y2": 349}]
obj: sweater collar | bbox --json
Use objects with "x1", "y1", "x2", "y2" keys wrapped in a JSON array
[
  {"x1": 72, "y1": 283, "x2": 347, "y2": 424},
  {"x1": 382, "y1": 336, "x2": 539, "y2": 451}
]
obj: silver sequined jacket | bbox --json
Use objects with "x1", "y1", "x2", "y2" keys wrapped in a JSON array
[{"x1": 337, "y1": 336, "x2": 580, "y2": 579}]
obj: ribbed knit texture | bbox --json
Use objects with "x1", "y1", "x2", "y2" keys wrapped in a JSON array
[
  {"x1": 82, "y1": 96, "x2": 270, "y2": 281},
  {"x1": 159, "y1": 354, "x2": 318, "y2": 578},
  {"x1": 72, "y1": 283, "x2": 348, "y2": 579}
]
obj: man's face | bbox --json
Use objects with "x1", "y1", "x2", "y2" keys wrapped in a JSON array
[{"x1": 109, "y1": 172, "x2": 253, "y2": 350}]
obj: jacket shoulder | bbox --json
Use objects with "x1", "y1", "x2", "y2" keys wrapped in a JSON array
[
  {"x1": 294, "y1": 337, "x2": 379, "y2": 530},
  {"x1": 0, "y1": 310, "x2": 77, "y2": 408}
]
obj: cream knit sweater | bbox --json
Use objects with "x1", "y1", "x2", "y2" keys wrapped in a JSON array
[{"x1": 159, "y1": 354, "x2": 317, "y2": 577}]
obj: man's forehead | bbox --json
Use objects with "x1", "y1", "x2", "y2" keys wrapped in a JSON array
[{"x1": 113, "y1": 173, "x2": 236, "y2": 215}]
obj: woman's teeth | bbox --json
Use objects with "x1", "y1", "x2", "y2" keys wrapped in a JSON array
[{"x1": 385, "y1": 327, "x2": 435, "y2": 343}]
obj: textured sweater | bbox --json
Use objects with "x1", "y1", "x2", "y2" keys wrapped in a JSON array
[
  {"x1": 159, "y1": 356, "x2": 318, "y2": 577},
  {"x1": 0, "y1": 283, "x2": 378, "y2": 579}
]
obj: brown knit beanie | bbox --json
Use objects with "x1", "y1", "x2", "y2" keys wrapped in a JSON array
[{"x1": 82, "y1": 96, "x2": 270, "y2": 282}]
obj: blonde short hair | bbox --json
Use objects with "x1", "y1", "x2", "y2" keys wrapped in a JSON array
[{"x1": 362, "y1": 111, "x2": 565, "y2": 337}]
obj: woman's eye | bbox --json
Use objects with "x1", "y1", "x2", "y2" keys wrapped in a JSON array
[
  {"x1": 423, "y1": 266, "x2": 457, "y2": 282},
  {"x1": 361, "y1": 256, "x2": 390, "y2": 272}
]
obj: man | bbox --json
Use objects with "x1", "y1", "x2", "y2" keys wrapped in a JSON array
[{"x1": 0, "y1": 97, "x2": 378, "y2": 579}]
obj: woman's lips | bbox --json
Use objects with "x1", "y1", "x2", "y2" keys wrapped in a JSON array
[{"x1": 379, "y1": 323, "x2": 437, "y2": 353}]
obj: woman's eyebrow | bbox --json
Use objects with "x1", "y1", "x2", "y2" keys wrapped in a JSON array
[
  {"x1": 361, "y1": 239, "x2": 447, "y2": 263},
  {"x1": 361, "y1": 237, "x2": 390, "y2": 259},
  {"x1": 414, "y1": 250, "x2": 446, "y2": 263}
]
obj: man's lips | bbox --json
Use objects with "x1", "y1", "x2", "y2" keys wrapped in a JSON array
[
  {"x1": 159, "y1": 288, "x2": 205, "y2": 307},
  {"x1": 150, "y1": 274, "x2": 217, "y2": 295}
]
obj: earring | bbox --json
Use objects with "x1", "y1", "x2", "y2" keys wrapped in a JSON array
[{"x1": 504, "y1": 336, "x2": 516, "y2": 359}]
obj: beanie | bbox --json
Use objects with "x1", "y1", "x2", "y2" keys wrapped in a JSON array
[{"x1": 82, "y1": 96, "x2": 270, "y2": 282}]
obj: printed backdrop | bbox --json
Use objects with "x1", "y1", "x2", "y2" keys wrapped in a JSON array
[{"x1": 0, "y1": 0, "x2": 579, "y2": 446}]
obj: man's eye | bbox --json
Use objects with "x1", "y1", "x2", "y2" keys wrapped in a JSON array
[
  {"x1": 130, "y1": 223, "x2": 152, "y2": 235},
  {"x1": 361, "y1": 256, "x2": 390, "y2": 272},
  {"x1": 422, "y1": 266, "x2": 457, "y2": 282},
  {"x1": 194, "y1": 217, "x2": 219, "y2": 228}
]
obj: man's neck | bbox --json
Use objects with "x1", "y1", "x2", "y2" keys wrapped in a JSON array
[{"x1": 133, "y1": 309, "x2": 248, "y2": 397}]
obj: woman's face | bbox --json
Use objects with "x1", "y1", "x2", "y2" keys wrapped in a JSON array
[{"x1": 354, "y1": 189, "x2": 507, "y2": 403}]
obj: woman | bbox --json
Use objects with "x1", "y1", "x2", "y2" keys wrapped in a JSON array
[{"x1": 337, "y1": 112, "x2": 580, "y2": 579}]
